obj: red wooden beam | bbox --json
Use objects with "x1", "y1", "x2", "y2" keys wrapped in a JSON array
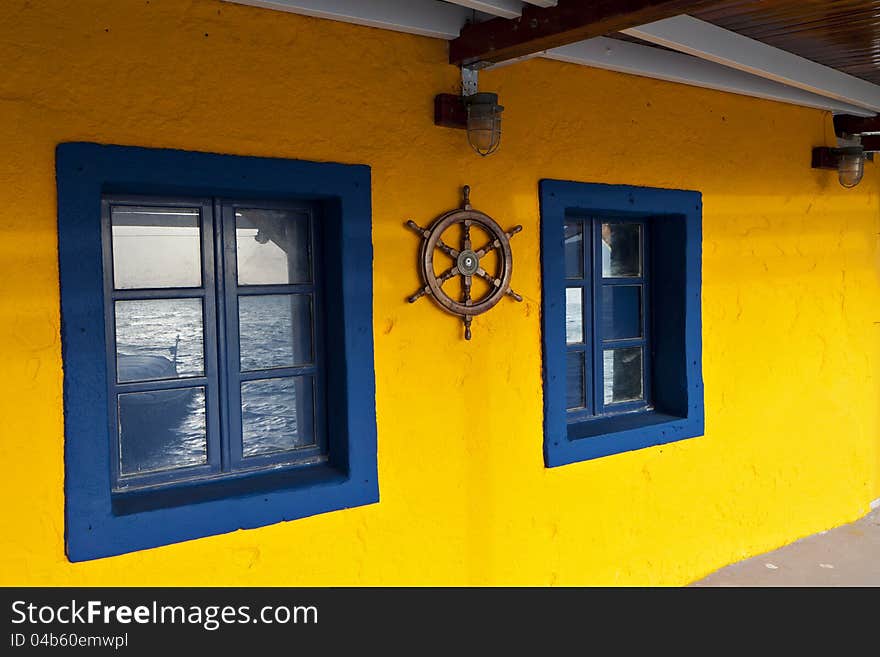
[
  {"x1": 449, "y1": 0, "x2": 720, "y2": 66},
  {"x1": 834, "y1": 114, "x2": 880, "y2": 136},
  {"x1": 858, "y1": 135, "x2": 880, "y2": 152}
]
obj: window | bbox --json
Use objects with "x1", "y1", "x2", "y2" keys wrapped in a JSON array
[
  {"x1": 540, "y1": 180, "x2": 704, "y2": 467},
  {"x1": 58, "y1": 143, "x2": 377, "y2": 560},
  {"x1": 104, "y1": 197, "x2": 325, "y2": 491},
  {"x1": 564, "y1": 218, "x2": 651, "y2": 419}
]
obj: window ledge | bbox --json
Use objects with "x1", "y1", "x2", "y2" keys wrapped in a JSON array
[
  {"x1": 545, "y1": 410, "x2": 703, "y2": 467},
  {"x1": 112, "y1": 463, "x2": 349, "y2": 515},
  {"x1": 568, "y1": 410, "x2": 682, "y2": 439}
]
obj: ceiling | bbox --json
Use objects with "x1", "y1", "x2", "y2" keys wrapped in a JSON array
[
  {"x1": 227, "y1": 1, "x2": 880, "y2": 116},
  {"x1": 437, "y1": 0, "x2": 880, "y2": 85},
  {"x1": 691, "y1": 0, "x2": 880, "y2": 85}
]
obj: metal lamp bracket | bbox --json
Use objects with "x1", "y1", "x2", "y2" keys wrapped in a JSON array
[
  {"x1": 435, "y1": 67, "x2": 480, "y2": 129},
  {"x1": 461, "y1": 67, "x2": 479, "y2": 96}
]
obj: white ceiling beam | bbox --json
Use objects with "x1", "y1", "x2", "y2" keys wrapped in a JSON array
[
  {"x1": 624, "y1": 15, "x2": 880, "y2": 113},
  {"x1": 522, "y1": 0, "x2": 557, "y2": 6},
  {"x1": 225, "y1": 0, "x2": 472, "y2": 40},
  {"x1": 443, "y1": 0, "x2": 523, "y2": 19},
  {"x1": 542, "y1": 37, "x2": 873, "y2": 116}
]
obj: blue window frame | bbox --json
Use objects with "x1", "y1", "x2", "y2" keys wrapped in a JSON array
[
  {"x1": 58, "y1": 143, "x2": 378, "y2": 561},
  {"x1": 540, "y1": 180, "x2": 704, "y2": 468}
]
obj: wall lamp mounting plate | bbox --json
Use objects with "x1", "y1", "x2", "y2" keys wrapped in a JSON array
[{"x1": 434, "y1": 93, "x2": 468, "y2": 129}]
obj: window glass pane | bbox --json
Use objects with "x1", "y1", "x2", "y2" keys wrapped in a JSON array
[
  {"x1": 565, "y1": 288, "x2": 583, "y2": 344},
  {"x1": 601, "y1": 222, "x2": 641, "y2": 278},
  {"x1": 115, "y1": 299, "x2": 204, "y2": 383},
  {"x1": 111, "y1": 206, "x2": 202, "y2": 289},
  {"x1": 603, "y1": 347, "x2": 644, "y2": 404},
  {"x1": 601, "y1": 285, "x2": 642, "y2": 341},
  {"x1": 118, "y1": 387, "x2": 207, "y2": 476},
  {"x1": 566, "y1": 352, "x2": 585, "y2": 410},
  {"x1": 564, "y1": 222, "x2": 583, "y2": 279},
  {"x1": 241, "y1": 377, "x2": 315, "y2": 457},
  {"x1": 236, "y1": 209, "x2": 311, "y2": 285},
  {"x1": 239, "y1": 294, "x2": 313, "y2": 371}
]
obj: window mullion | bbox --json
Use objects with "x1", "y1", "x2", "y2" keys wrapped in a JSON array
[
  {"x1": 583, "y1": 220, "x2": 592, "y2": 416},
  {"x1": 213, "y1": 198, "x2": 233, "y2": 473},
  {"x1": 197, "y1": 199, "x2": 223, "y2": 478},
  {"x1": 590, "y1": 218, "x2": 602, "y2": 416},
  {"x1": 641, "y1": 220, "x2": 652, "y2": 409}
]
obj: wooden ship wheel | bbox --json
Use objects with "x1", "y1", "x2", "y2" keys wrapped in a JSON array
[{"x1": 406, "y1": 185, "x2": 522, "y2": 339}]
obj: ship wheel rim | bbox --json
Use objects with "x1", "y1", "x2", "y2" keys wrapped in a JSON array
[{"x1": 422, "y1": 209, "x2": 512, "y2": 317}]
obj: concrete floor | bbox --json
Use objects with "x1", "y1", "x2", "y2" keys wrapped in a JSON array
[{"x1": 692, "y1": 506, "x2": 880, "y2": 586}]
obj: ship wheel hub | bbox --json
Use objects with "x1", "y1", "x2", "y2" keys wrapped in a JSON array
[{"x1": 457, "y1": 249, "x2": 480, "y2": 276}]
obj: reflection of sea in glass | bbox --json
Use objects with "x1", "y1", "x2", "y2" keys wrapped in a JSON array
[
  {"x1": 236, "y1": 209, "x2": 311, "y2": 285},
  {"x1": 115, "y1": 299, "x2": 204, "y2": 382},
  {"x1": 111, "y1": 206, "x2": 202, "y2": 289},
  {"x1": 239, "y1": 295, "x2": 313, "y2": 371},
  {"x1": 241, "y1": 377, "x2": 315, "y2": 457},
  {"x1": 118, "y1": 387, "x2": 207, "y2": 476},
  {"x1": 115, "y1": 297, "x2": 323, "y2": 474},
  {"x1": 565, "y1": 288, "x2": 583, "y2": 344},
  {"x1": 566, "y1": 352, "x2": 585, "y2": 410},
  {"x1": 603, "y1": 347, "x2": 643, "y2": 404},
  {"x1": 601, "y1": 223, "x2": 641, "y2": 278}
]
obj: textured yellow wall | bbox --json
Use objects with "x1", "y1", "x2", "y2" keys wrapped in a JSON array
[{"x1": 1, "y1": 0, "x2": 878, "y2": 585}]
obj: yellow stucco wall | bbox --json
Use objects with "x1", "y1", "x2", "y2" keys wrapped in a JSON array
[{"x1": 1, "y1": 0, "x2": 878, "y2": 585}]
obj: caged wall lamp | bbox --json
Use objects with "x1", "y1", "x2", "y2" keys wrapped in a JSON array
[
  {"x1": 435, "y1": 68, "x2": 504, "y2": 156},
  {"x1": 812, "y1": 145, "x2": 869, "y2": 188}
]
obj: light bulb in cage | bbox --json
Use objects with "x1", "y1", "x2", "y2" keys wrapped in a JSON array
[
  {"x1": 836, "y1": 146, "x2": 865, "y2": 188},
  {"x1": 812, "y1": 145, "x2": 869, "y2": 189},
  {"x1": 464, "y1": 92, "x2": 504, "y2": 157}
]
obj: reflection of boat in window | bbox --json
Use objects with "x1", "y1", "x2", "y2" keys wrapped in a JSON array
[
  {"x1": 116, "y1": 336, "x2": 197, "y2": 474},
  {"x1": 118, "y1": 353, "x2": 179, "y2": 382}
]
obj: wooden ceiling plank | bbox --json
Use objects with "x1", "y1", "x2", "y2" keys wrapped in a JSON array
[{"x1": 624, "y1": 15, "x2": 880, "y2": 111}]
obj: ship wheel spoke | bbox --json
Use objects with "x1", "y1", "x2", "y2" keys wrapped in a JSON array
[
  {"x1": 475, "y1": 268, "x2": 501, "y2": 289},
  {"x1": 462, "y1": 221, "x2": 472, "y2": 252},
  {"x1": 435, "y1": 266, "x2": 460, "y2": 287},
  {"x1": 474, "y1": 240, "x2": 499, "y2": 259},
  {"x1": 474, "y1": 269, "x2": 523, "y2": 302},
  {"x1": 435, "y1": 239, "x2": 459, "y2": 259},
  {"x1": 463, "y1": 274, "x2": 472, "y2": 307},
  {"x1": 407, "y1": 286, "x2": 432, "y2": 303}
]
